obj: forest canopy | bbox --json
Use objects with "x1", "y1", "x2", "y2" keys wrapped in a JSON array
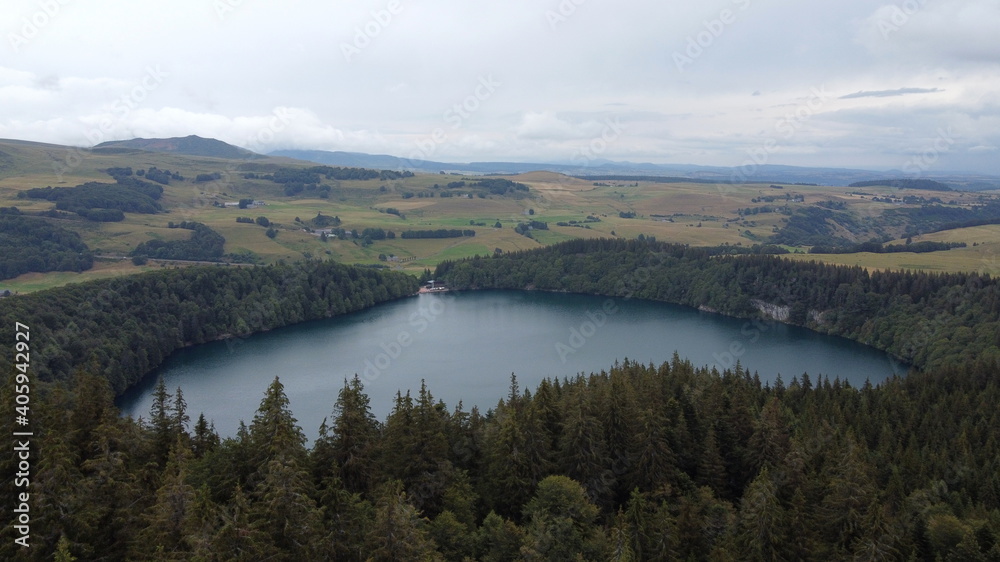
[
  {"x1": 130, "y1": 221, "x2": 226, "y2": 261},
  {"x1": 16, "y1": 175, "x2": 164, "y2": 220},
  {"x1": 0, "y1": 215, "x2": 94, "y2": 279},
  {"x1": 435, "y1": 238, "x2": 1000, "y2": 371},
  {"x1": 1, "y1": 238, "x2": 998, "y2": 560}
]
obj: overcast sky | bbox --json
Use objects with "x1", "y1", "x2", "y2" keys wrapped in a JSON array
[{"x1": 2, "y1": 0, "x2": 999, "y2": 173}]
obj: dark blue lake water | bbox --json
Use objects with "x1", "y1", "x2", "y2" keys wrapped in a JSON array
[{"x1": 118, "y1": 290, "x2": 906, "y2": 439}]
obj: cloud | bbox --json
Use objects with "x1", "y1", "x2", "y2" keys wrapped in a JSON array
[
  {"x1": 840, "y1": 87, "x2": 943, "y2": 99},
  {"x1": 857, "y1": 0, "x2": 1000, "y2": 64},
  {"x1": 514, "y1": 111, "x2": 604, "y2": 141},
  {"x1": 1, "y1": 1, "x2": 998, "y2": 174}
]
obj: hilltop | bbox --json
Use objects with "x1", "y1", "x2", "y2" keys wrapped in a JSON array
[{"x1": 95, "y1": 135, "x2": 261, "y2": 160}]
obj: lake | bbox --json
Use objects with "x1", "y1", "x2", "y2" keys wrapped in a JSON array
[{"x1": 117, "y1": 290, "x2": 907, "y2": 439}]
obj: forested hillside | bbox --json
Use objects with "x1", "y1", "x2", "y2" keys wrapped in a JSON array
[
  {"x1": 130, "y1": 221, "x2": 226, "y2": 262},
  {"x1": 1, "y1": 240, "x2": 998, "y2": 560},
  {"x1": 0, "y1": 261, "x2": 418, "y2": 393},
  {"x1": 435, "y1": 238, "x2": 1000, "y2": 371},
  {"x1": 0, "y1": 215, "x2": 94, "y2": 279},
  {"x1": 2, "y1": 357, "x2": 997, "y2": 560},
  {"x1": 17, "y1": 177, "x2": 165, "y2": 221}
]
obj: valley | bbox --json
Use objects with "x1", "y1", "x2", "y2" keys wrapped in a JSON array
[{"x1": 2, "y1": 137, "x2": 999, "y2": 294}]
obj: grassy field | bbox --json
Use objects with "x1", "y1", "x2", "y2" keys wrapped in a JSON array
[
  {"x1": 2, "y1": 139, "x2": 999, "y2": 292},
  {"x1": 0, "y1": 259, "x2": 162, "y2": 293}
]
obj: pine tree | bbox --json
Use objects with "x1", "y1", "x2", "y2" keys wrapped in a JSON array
[
  {"x1": 314, "y1": 472, "x2": 373, "y2": 561},
  {"x1": 697, "y1": 426, "x2": 729, "y2": 498},
  {"x1": 737, "y1": 467, "x2": 788, "y2": 560},
  {"x1": 429, "y1": 510, "x2": 476, "y2": 561},
  {"x1": 133, "y1": 437, "x2": 196, "y2": 560},
  {"x1": 482, "y1": 396, "x2": 551, "y2": 518},
  {"x1": 676, "y1": 487, "x2": 736, "y2": 560},
  {"x1": 642, "y1": 498, "x2": 682, "y2": 560},
  {"x1": 819, "y1": 435, "x2": 877, "y2": 553},
  {"x1": 148, "y1": 376, "x2": 174, "y2": 465},
  {"x1": 314, "y1": 375, "x2": 380, "y2": 494},
  {"x1": 603, "y1": 368, "x2": 638, "y2": 505},
  {"x1": 364, "y1": 481, "x2": 443, "y2": 561},
  {"x1": 248, "y1": 377, "x2": 307, "y2": 469},
  {"x1": 747, "y1": 396, "x2": 791, "y2": 475},
  {"x1": 31, "y1": 426, "x2": 82, "y2": 555},
  {"x1": 531, "y1": 378, "x2": 563, "y2": 453},
  {"x1": 475, "y1": 511, "x2": 525, "y2": 561},
  {"x1": 629, "y1": 408, "x2": 676, "y2": 493},
  {"x1": 181, "y1": 485, "x2": 221, "y2": 559},
  {"x1": 54, "y1": 534, "x2": 77, "y2": 562},
  {"x1": 608, "y1": 510, "x2": 639, "y2": 562},
  {"x1": 558, "y1": 392, "x2": 613, "y2": 508},
  {"x1": 249, "y1": 458, "x2": 327, "y2": 560},
  {"x1": 521, "y1": 475, "x2": 605, "y2": 560},
  {"x1": 171, "y1": 386, "x2": 190, "y2": 438},
  {"x1": 191, "y1": 413, "x2": 219, "y2": 458},
  {"x1": 851, "y1": 504, "x2": 902, "y2": 561},
  {"x1": 210, "y1": 485, "x2": 277, "y2": 561}
]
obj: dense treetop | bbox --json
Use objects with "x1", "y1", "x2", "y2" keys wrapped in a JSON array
[
  {"x1": 0, "y1": 260, "x2": 419, "y2": 393},
  {"x1": 0, "y1": 215, "x2": 94, "y2": 280},
  {"x1": 1, "y1": 238, "x2": 998, "y2": 560},
  {"x1": 436, "y1": 238, "x2": 1000, "y2": 371}
]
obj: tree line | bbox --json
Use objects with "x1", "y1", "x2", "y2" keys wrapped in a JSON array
[
  {"x1": 810, "y1": 240, "x2": 967, "y2": 254},
  {"x1": 0, "y1": 215, "x2": 94, "y2": 279},
  {"x1": 1, "y1": 238, "x2": 997, "y2": 559},
  {"x1": 849, "y1": 178, "x2": 953, "y2": 191},
  {"x1": 130, "y1": 222, "x2": 226, "y2": 262},
  {"x1": 16, "y1": 176, "x2": 165, "y2": 220},
  {"x1": 2, "y1": 353, "x2": 996, "y2": 560},
  {"x1": 0, "y1": 260, "x2": 419, "y2": 394},
  {"x1": 434, "y1": 237, "x2": 1000, "y2": 371},
  {"x1": 401, "y1": 229, "x2": 476, "y2": 239}
]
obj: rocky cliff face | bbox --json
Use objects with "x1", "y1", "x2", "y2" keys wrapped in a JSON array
[{"x1": 751, "y1": 299, "x2": 790, "y2": 322}]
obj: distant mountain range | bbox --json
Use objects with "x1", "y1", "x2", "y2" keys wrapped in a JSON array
[
  {"x1": 270, "y1": 149, "x2": 1000, "y2": 190},
  {"x1": 35, "y1": 134, "x2": 999, "y2": 190}
]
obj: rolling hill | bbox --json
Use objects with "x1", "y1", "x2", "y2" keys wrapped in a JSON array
[
  {"x1": 95, "y1": 135, "x2": 261, "y2": 160},
  {"x1": 1, "y1": 136, "x2": 999, "y2": 293}
]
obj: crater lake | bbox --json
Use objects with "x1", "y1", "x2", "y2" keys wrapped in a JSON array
[{"x1": 117, "y1": 290, "x2": 907, "y2": 439}]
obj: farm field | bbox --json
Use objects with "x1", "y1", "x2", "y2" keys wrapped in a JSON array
[{"x1": 2, "y1": 138, "x2": 999, "y2": 292}]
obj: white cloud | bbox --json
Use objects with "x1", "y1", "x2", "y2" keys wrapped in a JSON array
[
  {"x1": 0, "y1": 0, "x2": 997, "y2": 173},
  {"x1": 515, "y1": 112, "x2": 599, "y2": 141},
  {"x1": 857, "y1": 0, "x2": 1000, "y2": 64}
]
